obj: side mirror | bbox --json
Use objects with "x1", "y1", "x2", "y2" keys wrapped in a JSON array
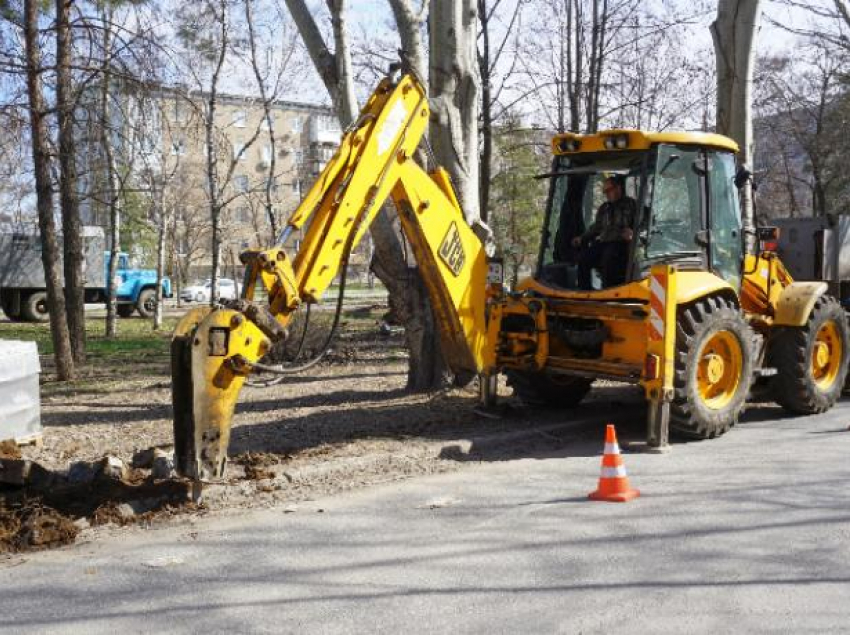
[{"x1": 734, "y1": 166, "x2": 752, "y2": 189}]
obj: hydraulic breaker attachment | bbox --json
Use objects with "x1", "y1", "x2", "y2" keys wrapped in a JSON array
[{"x1": 171, "y1": 304, "x2": 279, "y2": 480}]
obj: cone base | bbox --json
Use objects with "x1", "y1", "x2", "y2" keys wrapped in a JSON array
[{"x1": 588, "y1": 488, "x2": 640, "y2": 502}]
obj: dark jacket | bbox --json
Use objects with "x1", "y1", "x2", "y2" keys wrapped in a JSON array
[{"x1": 581, "y1": 196, "x2": 637, "y2": 243}]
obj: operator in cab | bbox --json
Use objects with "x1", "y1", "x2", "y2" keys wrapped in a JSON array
[{"x1": 571, "y1": 176, "x2": 637, "y2": 290}]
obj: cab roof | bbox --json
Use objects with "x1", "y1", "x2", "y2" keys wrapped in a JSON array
[{"x1": 551, "y1": 129, "x2": 739, "y2": 155}]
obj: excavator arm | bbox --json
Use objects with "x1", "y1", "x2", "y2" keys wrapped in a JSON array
[{"x1": 171, "y1": 69, "x2": 494, "y2": 480}]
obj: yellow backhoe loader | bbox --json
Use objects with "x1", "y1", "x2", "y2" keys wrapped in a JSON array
[{"x1": 170, "y1": 66, "x2": 849, "y2": 481}]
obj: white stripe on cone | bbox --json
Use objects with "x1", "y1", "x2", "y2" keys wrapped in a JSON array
[
  {"x1": 601, "y1": 465, "x2": 628, "y2": 478},
  {"x1": 603, "y1": 442, "x2": 620, "y2": 455}
]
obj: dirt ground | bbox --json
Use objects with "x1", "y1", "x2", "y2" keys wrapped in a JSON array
[{"x1": 2, "y1": 306, "x2": 642, "y2": 554}]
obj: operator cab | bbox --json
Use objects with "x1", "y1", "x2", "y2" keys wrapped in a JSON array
[{"x1": 538, "y1": 131, "x2": 744, "y2": 292}]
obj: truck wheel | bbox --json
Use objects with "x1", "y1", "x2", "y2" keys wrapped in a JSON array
[
  {"x1": 768, "y1": 295, "x2": 848, "y2": 414},
  {"x1": 136, "y1": 288, "x2": 157, "y2": 318},
  {"x1": 1, "y1": 290, "x2": 21, "y2": 321},
  {"x1": 670, "y1": 296, "x2": 753, "y2": 439},
  {"x1": 506, "y1": 370, "x2": 592, "y2": 408},
  {"x1": 21, "y1": 291, "x2": 50, "y2": 323},
  {"x1": 117, "y1": 304, "x2": 135, "y2": 318}
]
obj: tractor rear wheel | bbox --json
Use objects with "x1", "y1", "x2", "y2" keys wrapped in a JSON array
[
  {"x1": 768, "y1": 295, "x2": 848, "y2": 414},
  {"x1": 506, "y1": 370, "x2": 593, "y2": 408},
  {"x1": 670, "y1": 296, "x2": 753, "y2": 439}
]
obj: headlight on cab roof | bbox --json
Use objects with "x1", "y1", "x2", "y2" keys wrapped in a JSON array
[
  {"x1": 558, "y1": 137, "x2": 581, "y2": 153},
  {"x1": 604, "y1": 133, "x2": 629, "y2": 150}
]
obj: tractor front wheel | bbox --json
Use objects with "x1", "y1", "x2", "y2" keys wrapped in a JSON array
[
  {"x1": 768, "y1": 295, "x2": 848, "y2": 414},
  {"x1": 670, "y1": 296, "x2": 753, "y2": 439}
]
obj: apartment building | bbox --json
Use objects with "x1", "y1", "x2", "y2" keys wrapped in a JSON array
[{"x1": 79, "y1": 85, "x2": 342, "y2": 282}]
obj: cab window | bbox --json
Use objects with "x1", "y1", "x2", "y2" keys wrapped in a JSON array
[{"x1": 644, "y1": 144, "x2": 704, "y2": 260}]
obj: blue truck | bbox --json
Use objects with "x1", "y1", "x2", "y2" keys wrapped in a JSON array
[{"x1": 0, "y1": 226, "x2": 171, "y2": 322}]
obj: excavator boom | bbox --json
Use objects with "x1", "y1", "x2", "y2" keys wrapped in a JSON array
[{"x1": 171, "y1": 70, "x2": 493, "y2": 481}]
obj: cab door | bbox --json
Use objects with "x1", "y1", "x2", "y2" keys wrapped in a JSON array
[{"x1": 707, "y1": 151, "x2": 743, "y2": 288}]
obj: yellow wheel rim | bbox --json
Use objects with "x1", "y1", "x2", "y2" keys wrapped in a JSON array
[
  {"x1": 811, "y1": 320, "x2": 842, "y2": 390},
  {"x1": 696, "y1": 330, "x2": 743, "y2": 410}
]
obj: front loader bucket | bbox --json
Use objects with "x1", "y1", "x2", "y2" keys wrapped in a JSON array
[{"x1": 170, "y1": 307, "x2": 269, "y2": 481}]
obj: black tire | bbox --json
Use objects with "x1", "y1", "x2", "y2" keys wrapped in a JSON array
[
  {"x1": 506, "y1": 370, "x2": 593, "y2": 408},
  {"x1": 670, "y1": 295, "x2": 753, "y2": 439},
  {"x1": 768, "y1": 294, "x2": 849, "y2": 414},
  {"x1": 20, "y1": 291, "x2": 50, "y2": 323},
  {"x1": 136, "y1": 288, "x2": 157, "y2": 318},
  {"x1": 117, "y1": 304, "x2": 135, "y2": 318},
  {"x1": 0, "y1": 290, "x2": 21, "y2": 321}
]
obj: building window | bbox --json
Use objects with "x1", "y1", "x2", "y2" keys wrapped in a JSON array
[
  {"x1": 171, "y1": 138, "x2": 186, "y2": 156},
  {"x1": 291, "y1": 180, "x2": 301, "y2": 196},
  {"x1": 261, "y1": 144, "x2": 272, "y2": 164},
  {"x1": 291, "y1": 116, "x2": 303, "y2": 133},
  {"x1": 234, "y1": 175, "x2": 249, "y2": 193},
  {"x1": 232, "y1": 109, "x2": 247, "y2": 128},
  {"x1": 237, "y1": 206, "x2": 251, "y2": 223},
  {"x1": 233, "y1": 141, "x2": 245, "y2": 161},
  {"x1": 294, "y1": 149, "x2": 304, "y2": 166},
  {"x1": 173, "y1": 101, "x2": 188, "y2": 124},
  {"x1": 316, "y1": 114, "x2": 339, "y2": 132}
]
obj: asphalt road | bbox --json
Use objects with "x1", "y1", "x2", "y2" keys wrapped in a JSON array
[{"x1": 3, "y1": 399, "x2": 850, "y2": 634}]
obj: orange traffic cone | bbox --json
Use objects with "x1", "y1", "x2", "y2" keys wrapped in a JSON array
[{"x1": 588, "y1": 424, "x2": 640, "y2": 502}]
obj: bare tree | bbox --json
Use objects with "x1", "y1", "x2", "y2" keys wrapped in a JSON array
[
  {"x1": 97, "y1": 5, "x2": 123, "y2": 338},
  {"x1": 56, "y1": 0, "x2": 86, "y2": 363},
  {"x1": 477, "y1": 0, "x2": 526, "y2": 220},
  {"x1": 177, "y1": 0, "x2": 270, "y2": 304},
  {"x1": 428, "y1": 0, "x2": 481, "y2": 223},
  {"x1": 755, "y1": 46, "x2": 848, "y2": 219},
  {"x1": 23, "y1": 0, "x2": 75, "y2": 379},
  {"x1": 712, "y1": 0, "x2": 763, "y2": 248}
]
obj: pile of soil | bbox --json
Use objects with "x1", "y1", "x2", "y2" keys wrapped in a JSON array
[
  {"x1": 1, "y1": 461, "x2": 193, "y2": 553},
  {"x1": 0, "y1": 440, "x2": 22, "y2": 460},
  {"x1": 0, "y1": 502, "x2": 78, "y2": 552},
  {"x1": 235, "y1": 451, "x2": 285, "y2": 480}
]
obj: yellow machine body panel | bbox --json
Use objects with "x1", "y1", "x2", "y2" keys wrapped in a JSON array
[
  {"x1": 552, "y1": 129, "x2": 739, "y2": 155},
  {"x1": 498, "y1": 271, "x2": 735, "y2": 388}
]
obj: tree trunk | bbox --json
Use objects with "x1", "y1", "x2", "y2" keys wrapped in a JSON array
[
  {"x1": 100, "y1": 14, "x2": 121, "y2": 338},
  {"x1": 24, "y1": 0, "x2": 74, "y2": 380},
  {"x1": 428, "y1": 0, "x2": 482, "y2": 225},
  {"x1": 153, "y1": 194, "x2": 167, "y2": 330},
  {"x1": 477, "y1": 0, "x2": 492, "y2": 221},
  {"x1": 712, "y1": 0, "x2": 763, "y2": 251},
  {"x1": 205, "y1": 0, "x2": 228, "y2": 306},
  {"x1": 56, "y1": 0, "x2": 86, "y2": 364},
  {"x1": 245, "y1": 0, "x2": 280, "y2": 242},
  {"x1": 286, "y1": 0, "x2": 452, "y2": 391}
]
